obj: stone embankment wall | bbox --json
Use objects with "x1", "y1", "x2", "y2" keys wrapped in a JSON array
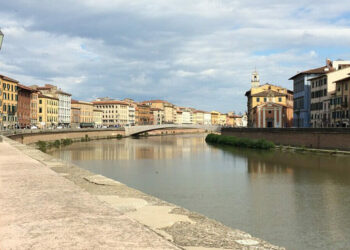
[
  {"x1": 8, "y1": 129, "x2": 125, "y2": 144},
  {"x1": 222, "y1": 128, "x2": 350, "y2": 151},
  {"x1": 7, "y1": 128, "x2": 207, "y2": 145}
]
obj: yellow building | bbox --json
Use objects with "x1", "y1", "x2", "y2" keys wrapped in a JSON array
[
  {"x1": 38, "y1": 94, "x2": 59, "y2": 128},
  {"x1": 193, "y1": 110, "x2": 204, "y2": 125},
  {"x1": 219, "y1": 113, "x2": 227, "y2": 126},
  {"x1": 0, "y1": 74, "x2": 19, "y2": 129},
  {"x1": 245, "y1": 71, "x2": 293, "y2": 128},
  {"x1": 71, "y1": 100, "x2": 94, "y2": 125},
  {"x1": 211, "y1": 111, "x2": 220, "y2": 125}
]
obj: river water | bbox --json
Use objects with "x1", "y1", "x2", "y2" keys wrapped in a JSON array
[{"x1": 49, "y1": 134, "x2": 350, "y2": 249}]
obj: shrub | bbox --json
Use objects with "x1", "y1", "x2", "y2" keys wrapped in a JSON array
[
  {"x1": 61, "y1": 138, "x2": 73, "y2": 146},
  {"x1": 205, "y1": 134, "x2": 275, "y2": 150},
  {"x1": 117, "y1": 134, "x2": 123, "y2": 140},
  {"x1": 53, "y1": 140, "x2": 61, "y2": 148},
  {"x1": 36, "y1": 140, "x2": 47, "y2": 152}
]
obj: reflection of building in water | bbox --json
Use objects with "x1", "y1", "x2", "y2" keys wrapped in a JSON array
[{"x1": 54, "y1": 135, "x2": 209, "y2": 162}]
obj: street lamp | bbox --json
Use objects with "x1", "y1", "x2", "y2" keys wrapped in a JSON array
[{"x1": 0, "y1": 29, "x2": 4, "y2": 51}]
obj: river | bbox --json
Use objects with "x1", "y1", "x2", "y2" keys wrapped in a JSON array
[{"x1": 49, "y1": 134, "x2": 350, "y2": 249}]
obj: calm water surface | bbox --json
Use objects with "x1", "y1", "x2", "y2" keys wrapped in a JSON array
[{"x1": 49, "y1": 134, "x2": 350, "y2": 250}]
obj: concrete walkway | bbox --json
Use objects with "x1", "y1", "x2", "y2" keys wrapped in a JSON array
[{"x1": 0, "y1": 139, "x2": 179, "y2": 249}]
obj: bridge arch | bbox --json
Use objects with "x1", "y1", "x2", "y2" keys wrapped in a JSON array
[{"x1": 124, "y1": 124, "x2": 219, "y2": 136}]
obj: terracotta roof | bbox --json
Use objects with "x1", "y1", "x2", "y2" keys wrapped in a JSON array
[
  {"x1": 92, "y1": 100, "x2": 129, "y2": 105},
  {"x1": 289, "y1": 66, "x2": 334, "y2": 80},
  {"x1": 142, "y1": 100, "x2": 169, "y2": 104},
  {"x1": 150, "y1": 108, "x2": 162, "y2": 111},
  {"x1": 56, "y1": 90, "x2": 72, "y2": 96},
  {"x1": 17, "y1": 84, "x2": 36, "y2": 92},
  {"x1": 38, "y1": 94, "x2": 59, "y2": 100},
  {"x1": 251, "y1": 90, "x2": 287, "y2": 97},
  {"x1": 72, "y1": 100, "x2": 93, "y2": 105},
  {"x1": 0, "y1": 74, "x2": 19, "y2": 83}
]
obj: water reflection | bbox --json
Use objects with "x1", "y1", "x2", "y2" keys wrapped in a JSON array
[{"x1": 50, "y1": 134, "x2": 350, "y2": 250}]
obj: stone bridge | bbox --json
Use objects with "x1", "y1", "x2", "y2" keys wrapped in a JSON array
[{"x1": 125, "y1": 124, "x2": 220, "y2": 136}]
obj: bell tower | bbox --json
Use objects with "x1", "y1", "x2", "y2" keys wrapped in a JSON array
[{"x1": 251, "y1": 70, "x2": 260, "y2": 88}]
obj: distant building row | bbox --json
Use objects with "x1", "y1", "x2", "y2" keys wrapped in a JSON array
[{"x1": 0, "y1": 78, "x2": 247, "y2": 129}]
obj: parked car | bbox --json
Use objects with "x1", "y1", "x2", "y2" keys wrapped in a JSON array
[
  {"x1": 102, "y1": 126, "x2": 108, "y2": 129},
  {"x1": 57, "y1": 126, "x2": 63, "y2": 129},
  {"x1": 30, "y1": 126, "x2": 38, "y2": 130}
]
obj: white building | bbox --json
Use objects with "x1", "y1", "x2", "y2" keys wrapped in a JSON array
[
  {"x1": 182, "y1": 110, "x2": 193, "y2": 124},
  {"x1": 56, "y1": 90, "x2": 71, "y2": 126},
  {"x1": 128, "y1": 105, "x2": 135, "y2": 125},
  {"x1": 204, "y1": 113, "x2": 212, "y2": 125}
]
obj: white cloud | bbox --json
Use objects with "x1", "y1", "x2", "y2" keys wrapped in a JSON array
[{"x1": 0, "y1": 0, "x2": 350, "y2": 112}]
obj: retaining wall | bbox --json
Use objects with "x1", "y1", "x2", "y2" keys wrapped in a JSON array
[
  {"x1": 221, "y1": 128, "x2": 350, "y2": 151},
  {"x1": 8, "y1": 129, "x2": 125, "y2": 144}
]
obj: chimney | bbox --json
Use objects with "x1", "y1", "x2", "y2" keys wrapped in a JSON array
[{"x1": 326, "y1": 59, "x2": 332, "y2": 68}]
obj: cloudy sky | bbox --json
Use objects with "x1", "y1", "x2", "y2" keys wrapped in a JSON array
[{"x1": 1, "y1": 0, "x2": 350, "y2": 113}]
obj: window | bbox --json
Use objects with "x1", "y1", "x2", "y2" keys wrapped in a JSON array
[
  {"x1": 257, "y1": 97, "x2": 260, "y2": 102},
  {"x1": 278, "y1": 97, "x2": 282, "y2": 102},
  {"x1": 264, "y1": 98, "x2": 267, "y2": 102},
  {"x1": 39, "y1": 108, "x2": 42, "y2": 113},
  {"x1": 39, "y1": 100, "x2": 42, "y2": 104}
]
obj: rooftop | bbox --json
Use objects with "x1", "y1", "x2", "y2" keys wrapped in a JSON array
[{"x1": 0, "y1": 74, "x2": 19, "y2": 83}]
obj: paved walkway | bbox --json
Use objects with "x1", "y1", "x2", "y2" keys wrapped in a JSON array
[{"x1": 0, "y1": 139, "x2": 179, "y2": 249}]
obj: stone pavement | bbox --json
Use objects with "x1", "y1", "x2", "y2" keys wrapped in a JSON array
[
  {"x1": 0, "y1": 138, "x2": 179, "y2": 250},
  {"x1": 0, "y1": 136, "x2": 284, "y2": 250}
]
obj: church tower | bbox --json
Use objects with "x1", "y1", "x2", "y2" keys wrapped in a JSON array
[{"x1": 251, "y1": 70, "x2": 260, "y2": 88}]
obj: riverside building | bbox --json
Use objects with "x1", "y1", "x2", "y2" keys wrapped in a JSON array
[
  {"x1": 330, "y1": 76, "x2": 350, "y2": 127},
  {"x1": 93, "y1": 100, "x2": 132, "y2": 127},
  {"x1": 245, "y1": 71, "x2": 293, "y2": 128},
  {"x1": 71, "y1": 100, "x2": 94, "y2": 127},
  {"x1": 38, "y1": 94, "x2": 59, "y2": 128},
  {"x1": 17, "y1": 84, "x2": 36, "y2": 128},
  {"x1": 0, "y1": 74, "x2": 18, "y2": 129},
  {"x1": 310, "y1": 65, "x2": 350, "y2": 128},
  {"x1": 32, "y1": 84, "x2": 71, "y2": 127},
  {"x1": 290, "y1": 59, "x2": 350, "y2": 127}
]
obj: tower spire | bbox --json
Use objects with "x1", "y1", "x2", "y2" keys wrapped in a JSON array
[{"x1": 251, "y1": 70, "x2": 260, "y2": 88}]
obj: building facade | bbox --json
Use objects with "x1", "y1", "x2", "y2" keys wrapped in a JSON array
[
  {"x1": 211, "y1": 111, "x2": 220, "y2": 125},
  {"x1": 330, "y1": 76, "x2": 350, "y2": 127},
  {"x1": 33, "y1": 84, "x2": 71, "y2": 127},
  {"x1": 30, "y1": 91, "x2": 39, "y2": 126},
  {"x1": 93, "y1": 109, "x2": 103, "y2": 128},
  {"x1": 151, "y1": 108, "x2": 164, "y2": 125},
  {"x1": 310, "y1": 66, "x2": 350, "y2": 128},
  {"x1": 290, "y1": 59, "x2": 350, "y2": 127},
  {"x1": 203, "y1": 112, "x2": 212, "y2": 125},
  {"x1": 70, "y1": 107, "x2": 81, "y2": 128},
  {"x1": 38, "y1": 94, "x2": 59, "y2": 128},
  {"x1": 0, "y1": 75, "x2": 18, "y2": 129},
  {"x1": 17, "y1": 84, "x2": 35, "y2": 128},
  {"x1": 71, "y1": 100, "x2": 94, "y2": 126},
  {"x1": 93, "y1": 100, "x2": 132, "y2": 127},
  {"x1": 245, "y1": 72, "x2": 293, "y2": 128},
  {"x1": 136, "y1": 104, "x2": 153, "y2": 125}
]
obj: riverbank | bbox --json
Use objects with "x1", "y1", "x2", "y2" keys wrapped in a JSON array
[{"x1": 0, "y1": 136, "x2": 282, "y2": 249}]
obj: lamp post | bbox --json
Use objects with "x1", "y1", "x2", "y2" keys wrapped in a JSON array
[
  {"x1": 0, "y1": 29, "x2": 4, "y2": 132},
  {"x1": 0, "y1": 29, "x2": 4, "y2": 50}
]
